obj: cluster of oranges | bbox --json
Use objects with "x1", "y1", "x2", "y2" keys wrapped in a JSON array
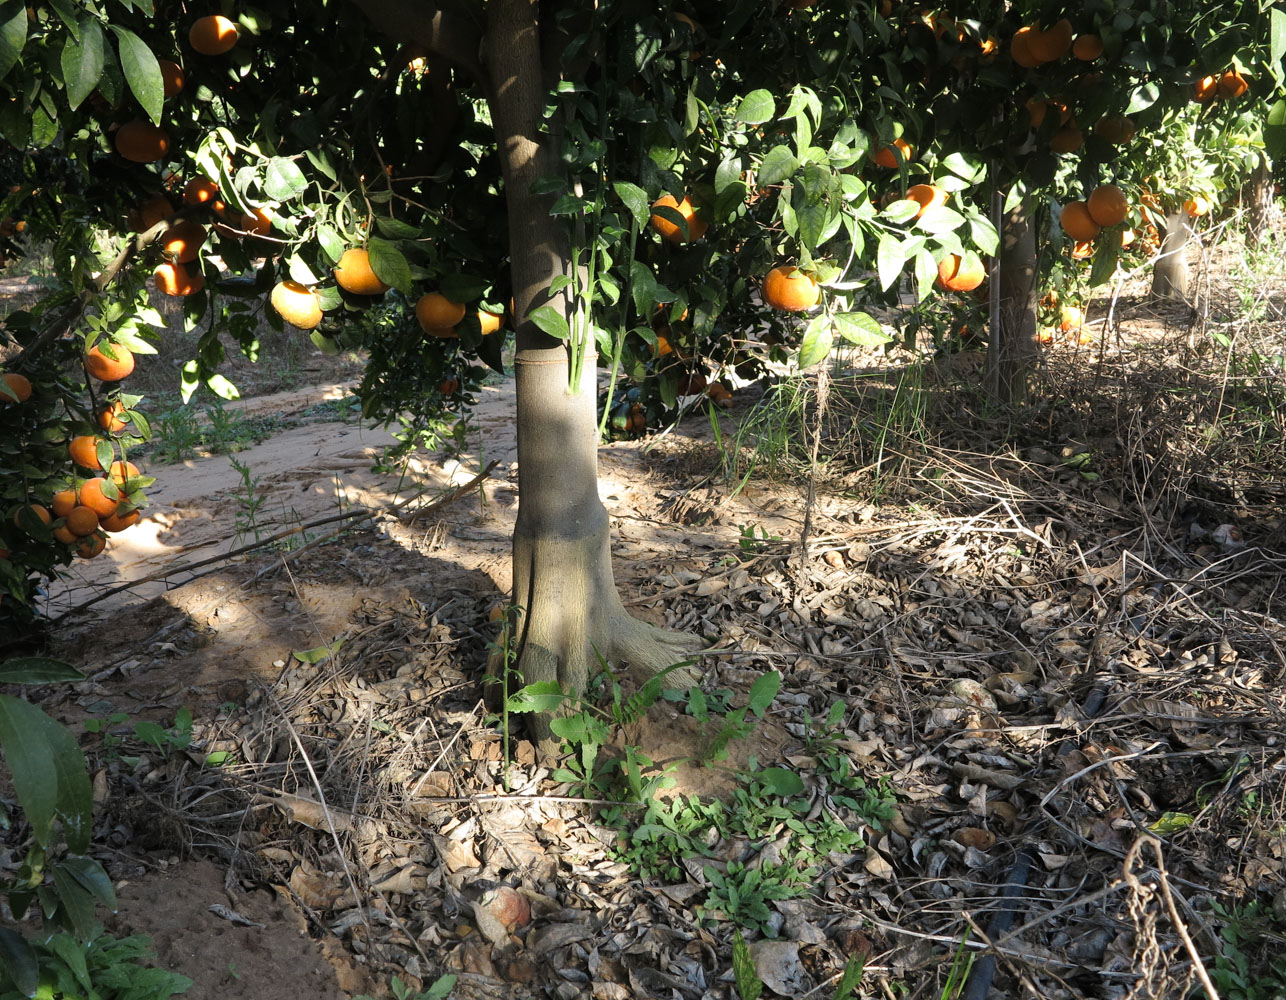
[
  {"x1": 1059, "y1": 183, "x2": 1131, "y2": 259},
  {"x1": 1194, "y1": 68, "x2": 1250, "y2": 102}
]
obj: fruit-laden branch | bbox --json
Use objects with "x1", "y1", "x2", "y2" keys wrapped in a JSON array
[{"x1": 347, "y1": 0, "x2": 485, "y2": 88}]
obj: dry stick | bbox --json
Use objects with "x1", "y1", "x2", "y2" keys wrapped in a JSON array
[
  {"x1": 54, "y1": 461, "x2": 499, "y2": 619},
  {"x1": 1124, "y1": 834, "x2": 1222, "y2": 1000}
]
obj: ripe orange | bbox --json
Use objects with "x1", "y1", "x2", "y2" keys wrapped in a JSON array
[
  {"x1": 1060, "y1": 201, "x2": 1101, "y2": 240},
  {"x1": 1094, "y1": 116, "x2": 1136, "y2": 143},
  {"x1": 53, "y1": 526, "x2": 77, "y2": 545},
  {"x1": 334, "y1": 248, "x2": 390, "y2": 295},
  {"x1": 115, "y1": 120, "x2": 170, "y2": 163},
  {"x1": 1, "y1": 372, "x2": 31, "y2": 402},
  {"x1": 242, "y1": 207, "x2": 274, "y2": 237},
  {"x1": 69, "y1": 435, "x2": 106, "y2": 470},
  {"x1": 1049, "y1": 126, "x2": 1083, "y2": 153},
  {"x1": 76, "y1": 534, "x2": 106, "y2": 559},
  {"x1": 871, "y1": 137, "x2": 913, "y2": 169},
  {"x1": 52, "y1": 489, "x2": 78, "y2": 518},
  {"x1": 161, "y1": 219, "x2": 208, "y2": 263},
  {"x1": 477, "y1": 308, "x2": 504, "y2": 335},
  {"x1": 65, "y1": 506, "x2": 100, "y2": 537},
  {"x1": 1218, "y1": 70, "x2": 1248, "y2": 98},
  {"x1": 1010, "y1": 26, "x2": 1041, "y2": 68},
  {"x1": 270, "y1": 280, "x2": 323, "y2": 330},
  {"x1": 85, "y1": 344, "x2": 135, "y2": 381},
  {"x1": 654, "y1": 333, "x2": 673, "y2": 356},
  {"x1": 154, "y1": 261, "x2": 205, "y2": 296},
  {"x1": 1029, "y1": 19, "x2": 1073, "y2": 61},
  {"x1": 13, "y1": 504, "x2": 51, "y2": 530},
  {"x1": 762, "y1": 265, "x2": 820, "y2": 311},
  {"x1": 1193, "y1": 75, "x2": 1218, "y2": 101},
  {"x1": 935, "y1": 254, "x2": 985, "y2": 292},
  {"x1": 79, "y1": 478, "x2": 119, "y2": 518},
  {"x1": 100, "y1": 510, "x2": 141, "y2": 532},
  {"x1": 97, "y1": 401, "x2": 129, "y2": 433},
  {"x1": 979, "y1": 35, "x2": 999, "y2": 58},
  {"x1": 1072, "y1": 34, "x2": 1103, "y2": 60},
  {"x1": 439, "y1": 377, "x2": 460, "y2": 395},
  {"x1": 189, "y1": 15, "x2": 238, "y2": 55},
  {"x1": 159, "y1": 59, "x2": 184, "y2": 98},
  {"x1": 1059, "y1": 305, "x2": 1084, "y2": 331},
  {"x1": 650, "y1": 195, "x2": 707, "y2": 242},
  {"x1": 905, "y1": 184, "x2": 947, "y2": 218},
  {"x1": 108, "y1": 461, "x2": 139, "y2": 488},
  {"x1": 1087, "y1": 184, "x2": 1129, "y2": 227},
  {"x1": 137, "y1": 194, "x2": 175, "y2": 231},
  {"x1": 1183, "y1": 195, "x2": 1211, "y2": 217},
  {"x1": 416, "y1": 292, "x2": 467, "y2": 331},
  {"x1": 1070, "y1": 241, "x2": 1094, "y2": 260},
  {"x1": 182, "y1": 176, "x2": 222, "y2": 207}
]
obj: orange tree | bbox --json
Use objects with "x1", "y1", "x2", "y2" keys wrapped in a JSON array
[{"x1": 0, "y1": 0, "x2": 1004, "y2": 737}]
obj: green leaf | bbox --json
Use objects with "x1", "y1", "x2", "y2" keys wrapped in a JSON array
[
  {"x1": 833, "y1": 311, "x2": 889, "y2": 346},
  {"x1": 797, "y1": 316, "x2": 832, "y2": 369},
  {"x1": 0, "y1": 694, "x2": 59, "y2": 847},
  {"x1": 367, "y1": 237, "x2": 412, "y2": 294},
  {"x1": 1124, "y1": 82, "x2": 1159, "y2": 115},
  {"x1": 0, "y1": 1, "x2": 27, "y2": 82},
  {"x1": 61, "y1": 17, "x2": 106, "y2": 111},
  {"x1": 292, "y1": 641, "x2": 342, "y2": 664},
  {"x1": 876, "y1": 234, "x2": 903, "y2": 292},
  {"x1": 0, "y1": 657, "x2": 83, "y2": 685},
  {"x1": 0, "y1": 927, "x2": 37, "y2": 997},
  {"x1": 47, "y1": 931, "x2": 92, "y2": 994},
  {"x1": 714, "y1": 156, "x2": 743, "y2": 195},
  {"x1": 314, "y1": 223, "x2": 345, "y2": 263},
  {"x1": 205, "y1": 373, "x2": 239, "y2": 400},
  {"x1": 1265, "y1": 99, "x2": 1286, "y2": 162},
  {"x1": 550, "y1": 193, "x2": 587, "y2": 215},
  {"x1": 758, "y1": 767, "x2": 804, "y2": 797},
  {"x1": 732, "y1": 931, "x2": 763, "y2": 1000},
  {"x1": 263, "y1": 157, "x2": 308, "y2": 201},
  {"x1": 1088, "y1": 236, "x2": 1118, "y2": 287},
  {"x1": 915, "y1": 206, "x2": 966, "y2": 235},
  {"x1": 941, "y1": 152, "x2": 986, "y2": 183},
  {"x1": 505, "y1": 681, "x2": 568, "y2": 715},
  {"x1": 58, "y1": 856, "x2": 116, "y2": 912},
  {"x1": 746, "y1": 670, "x2": 781, "y2": 717},
  {"x1": 50, "y1": 865, "x2": 101, "y2": 940},
  {"x1": 373, "y1": 216, "x2": 420, "y2": 239},
  {"x1": 757, "y1": 144, "x2": 796, "y2": 187},
  {"x1": 528, "y1": 304, "x2": 571, "y2": 341},
  {"x1": 612, "y1": 181, "x2": 649, "y2": 231},
  {"x1": 111, "y1": 25, "x2": 162, "y2": 124},
  {"x1": 913, "y1": 248, "x2": 938, "y2": 302},
  {"x1": 1271, "y1": 9, "x2": 1286, "y2": 76},
  {"x1": 833, "y1": 956, "x2": 866, "y2": 1000},
  {"x1": 1149, "y1": 811, "x2": 1194, "y2": 835},
  {"x1": 735, "y1": 88, "x2": 775, "y2": 124},
  {"x1": 684, "y1": 86, "x2": 699, "y2": 136}
]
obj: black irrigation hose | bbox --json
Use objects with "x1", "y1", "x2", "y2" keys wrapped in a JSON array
[{"x1": 961, "y1": 845, "x2": 1037, "y2": 1000}]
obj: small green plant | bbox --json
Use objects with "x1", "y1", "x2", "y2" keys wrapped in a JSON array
[
  {"x1": 230, "y1": 457, "x2": 269, "y2": 545},
  {"x1": 737, "y1": 523, "x2": 781, "y2": 559},
  {"x1": 152, "y1": 406, "x2": 202, "y2": 463},
  {"x1": 732, "y1": 929, "x2": 866, "y2": 1000},
  {"x1": 1210, "y1": 899, "x2": 1286, "y2": 1000},
  {"x1": 686, "y1": 670, "x2": 780, "y2": 763},
  {"x1": 353, "y1": 973, "x2": 456, "y2": 1000},
  {"x1": 482, "y1": 604, "x2": 523, "y2": 790}
]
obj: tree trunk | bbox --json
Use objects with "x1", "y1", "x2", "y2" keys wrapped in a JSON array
[
  {"x1": 1150, "y1": 211, "x2": 1190, "y2": 300},
  {"x1": 487, "y1": 0, "x2": 695, "y2": 755},
  {"x1": 1243, "y1": 156, "x2": 1274, "y2": 245},
  {"x1": 986, "y1": 193, "x2": 1038, "y2": 404}
]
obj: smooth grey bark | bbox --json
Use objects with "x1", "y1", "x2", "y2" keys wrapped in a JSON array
[
  {"x1": 1151, "y1": 211, "x2": 1190, "y2": 301},
  {"x1": 1243, "y1": 156, "x2": 1274, "y2": 245},
  {"x1": 986, "y1": 194, "x2": 1039, "y2": 404}
]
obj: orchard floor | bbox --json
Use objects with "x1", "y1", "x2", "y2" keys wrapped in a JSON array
[{"x1": 13, "y1": 235, "x2": 1286, "y2": 1000}]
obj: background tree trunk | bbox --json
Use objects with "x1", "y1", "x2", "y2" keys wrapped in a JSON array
[
  {"x1": 987, "y1": 194, "x2": 1038, "y2": 404},
  {"x1": 1150, "y1": 211, "x2": 1190, "y2": 300},
  {"x1": 1243, "y1": 155, "x2": 1274, "y2": 246},
  {"x1": 487, "y1": 0, "x2": 695, "y2": 755}
]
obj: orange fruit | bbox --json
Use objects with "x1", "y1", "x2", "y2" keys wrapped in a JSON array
[
  {"x1": 136, "y1": 194, "x2": 175, "y2": 231},
  {"x1": 154, "y1": 261, "x2": 204, "y2": 296},
  {"x1": 1071, "y1": 34, "x2": 1103, "y2": 60},
  {"x1": 13, "y1": 504, "x2": 51, "y2": 530},
  {"x1": 871, "y1": 137, "x2": 913, "y2": 168},
  {"x1": 53, "y1": 526, "x2": 77, "y2": 545},
  {"x1": 654, "y1": 333, "x2": 673, "y2": 356},
  {"x1": 70, "y1": 435, "x2": 106, "y2": 471},
  {"x1": 416, "y1": 292, "x2": 467, "y2": 331},
  {"x1": 1070, "y1": 241, "x2": 1094, "y2": 260},
  {"x1": 649, "y1": 195, "x2": 708, "y2": 242},
  {"x1": 100, "y1": 510, "x2": 140, "y2": 532},
  {"x1": 159, "y1": 59, "x2": 184, "y2": 98},
  {"x1": 1120, "y1": 228, "x2": 1137, "y2": 248},
  {"x1": 85, "y1": 343, "x2": 135, "y2": 381},
  {"x1": 1218, "y1": 70, "x2": 1248, "y2": 98},
  {"x1": 97, "y1": 402, "x2": 129, "y2": 433},
  {"x1": 182, "y1": 176, "x2": 222, "y2": 207},
  {"x1": 1060, "y1": 201, "x2": 1101, "y2": 240},
  {"x1": 439, "y1": 377, "x2": 460, "y2": 395},
  {"x1": 270, "y1": 280, "x2": 323, "y2": 330},
  {"x1": 1087, "y1": 184, "x2": 1129, "y2": 227},
  {"x1": 477, "y1": 308, "x2": 504, "y2": 335},
  {"x1": 1183, "y1": 195, "x2": 1211, "y2": 217},
  {"x1": 905, "y1": 184, "x2": 947, "y2": 218},
  {"x1": 108, "y1": 460, "x2": 139, "y2": 488},
  {"x1": 161, "y1": 219, "x2": 207, "y2": 263},
  {"x1": 1094, "y1": 116, "x2": 1136, "y2": 143},
  {"x1": 52, "y1": 489, "x2": 78, "y2": 518},
  {"x1": 935, "y1": 254, "x2": 985, "y2": 292},
  {"x1": 762, "y1": 265, "x2": 821, "y2": 311},
  {"x1": 78, "y1": 478, "x2": 119, "y2": 518},
  {"x1": 1, "y1": 372, "x2": 31, "y2": 402},
  {"x1": 333, "y1": 248, "x2": 390, "y2": 295},
  {"x1": 1059, "y1": 305, "x2": 1084, "y2": 331},
  {"x1": 422, "y1": 326, "x2": 459, "y2": 339},
  {"x1": 1010, "y1": 26, "x2": 1041, "y2": 68},
  {"x1": 1193, "y1": 75, "x2": 1218, "y2": 101},
  {"x1": 1028, "y1": 19, "x2": 1073, "y2": 61},
  {"x1": 115, "y1": 120, "x2": 170, "y2": 163},
  {"x1": 189, "y1": 15, "x2": 238, "y2": 55},
  {"x1": 979, "y1": 35, "x2": 999, "y2": 57},
  {"x1": 65, "y1": 506, "x2": 100, "y2": 537},
  {"x1": 1025, "y1": 97, "x2": 1050, "y2": 128},
  {"x1": 242, "y1": 207, "x2": 274, "y2": 236},
  {"x1": 1049, "y1": 126, "x2": 1083, "y2": 153},
  {"x1": 75, "y1": 534, "x2": 106, "y2": 559}
]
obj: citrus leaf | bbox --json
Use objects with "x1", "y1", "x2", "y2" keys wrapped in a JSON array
[
  {"x1": 1124, "y1": 82, "x2": 1159, "y2": 114},
  {"x1": 0, "y1": 657, "x2": 83, "y2": 684},
  {"x1": 876, "y1": 234, "x2": 903, "y2": 291},
  {"x1": 263, "y1": 157, "x2": 308, "y2": 201},
  {"x1": 797, "y1": 315, "x2": 832, "y2": 369},
  {"x1": 61, "y1": 17, "x2": 105, "y2": 112},
  {"x1": 506, "y1": 681, "x2": 569, "y2": 714},
  {"x1": 833, "y1": 311, "x2": 888, "y2": 346},
  {"x1": 111, "y1": 25, "x2": 162, "y2": 124},
  {"x1": 528, "y1": 305, "x2": 571, "y2": 341},
  {"x1": 1266, "y1": 99, "x2": 1286, "y2": 161},
  {"x1": 735, "y1": 88, "x2": 775, "y2": 124},
  {"x1": 747, "y1": 669, "x2": 781, "y2": 716},
  {"x1": 913, "y1": 248, "x2": 938, "y2": 302},
  {"x1": 373, "y1": 216, "x2": 419, "y2": 239},
  {"x1": 0, "y1": 694, "x2": 57, "y2": 846},
  {"x1": 757, "y1": 144, "x2": 796, "y2": 187},
  {"x1": 0, "y1": 928, "x2": 37, "y2": 998},
  {"x1": 0, "y1": 1, "x2": 28, "y2": 82},
  {"x1": 612, "y1": 181, "x2": 648, "y2": 230},
  {"x1": 366, "y1": 237, "x2": 411, "y2": 294},
  {"x1": 314, "y1": 223, "x2": 345, "y2": 263}
]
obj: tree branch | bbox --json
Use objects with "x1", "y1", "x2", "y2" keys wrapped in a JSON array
[{"x1": 347, "y1": 0, "x2": 485, "y2": 87}]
